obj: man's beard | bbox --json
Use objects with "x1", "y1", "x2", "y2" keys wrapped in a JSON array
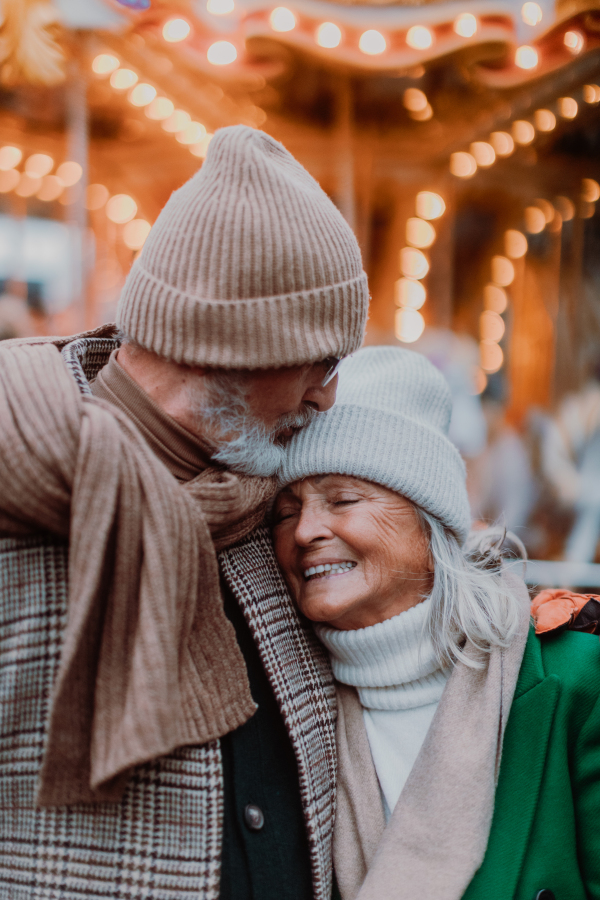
[{"x1": 188, "y1": 371, "x2": 318, "y2": 477}]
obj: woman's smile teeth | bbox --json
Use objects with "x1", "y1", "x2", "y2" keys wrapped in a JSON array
[{"x1": 303, "y1": 561, "x2": 356, "y2": 581}]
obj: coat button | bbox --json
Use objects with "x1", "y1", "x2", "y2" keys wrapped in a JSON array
[
  {"x1": 244, "y1": 804, "x2": 265, "y2": 831},
  {"x1": 534, "y1": 891, "x2": 555, "y2": 900}
]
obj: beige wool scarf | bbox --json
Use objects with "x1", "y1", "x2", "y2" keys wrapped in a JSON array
[
  {"x1": 333, "y1": 572, "x2": 531, "y2": 900},
  {"x1": 0, "y1": 340, "x2": 277, "y2": 806}
]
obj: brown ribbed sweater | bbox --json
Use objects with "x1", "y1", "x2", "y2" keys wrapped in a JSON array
[{"x1": 0, "y1": 341, "x2": 277, "y2": 806}]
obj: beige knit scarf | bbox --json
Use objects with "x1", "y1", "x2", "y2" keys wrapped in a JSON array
[
  {"x1": 0, "y1": 340, "x2": 277, "y2": 806},
  {"x1": 333, "y1": 571, "x2": 531, "y2": 900}
]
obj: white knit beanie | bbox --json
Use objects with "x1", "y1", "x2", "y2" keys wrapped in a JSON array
[
  {"x1": 117, "y1": 125, "x2": 369, "y2": 368},
  {"x1": 279, "y1": 346, "x2": 471, "y2": 542}
]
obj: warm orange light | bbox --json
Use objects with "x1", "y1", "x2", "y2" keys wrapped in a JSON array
[
  {"x1": 145, "y1": 97, "x2": 174, "y2": 121},
  {"x1": 176, "y1": 122, "x2": 207, "y2": 145},
  {"x1": 316, "y1": 22, "x2": 342, "y2": 48},
  {"x1": 582, "y1": 178, "x2": 600, "y2": 203},
  {"x1": 56, "y1": 161, "x2": 82, "y2": 187},
  {"x1": 162, "y1": 18, "x2": 191, "y2": 42},
  {"x1": 207, "y1": 0, "x2": 234, "y2": 13},
  {"x1": 534, "y1": 109, "x2": 556, "y2": 131},
  {"x1": 480, "y1": 340, "x2": 504, "y2": 373},
  {"x1": 564, "y1": 31, "x2": 584, "y2": 54},
  {"x1": 37, "y1": 175, "x2": 63, "y2": 202},
  {"x1": 359, "y1": 30, "x2": 386, "y2": 54},
  {"x1": 534, "y1": 198, "x2": 555, "y2": 223},
  {"x1": 490, "y1": 132, "x2": 514, "y2": 157},
  {"x1": 512, "y1": 120, "x2": 535, "y2": 145},
  {"x1": 403, "y1": 88, "x2": 428, "y2": 112},
  {"x1": 416, "y1": 191, "x2": 445, "y2": 219},
  {"x1": 480, "y1": 310, "x2": 506, "y2": 342},
  {"x1": 521, "y1": 2, "x2": 542, "y2": 25},
  {"x1": 472, "y1": 366, "x2": 488, "y2": 395},
  {"x1": 410, "y1": 104, "x2": 433, "y2": 122},
  {"x1": 470, "y1": 142, "x2": 495, "y2": 167},
  {"x1": 555, "y1": 196, "x2": 575, "y2": 222},
  {"x1": 558, "y1": 97, "x2": 578, "y2": 119},
  {"x1": 584, "y1": 84, "x2": 600, "y2": 104},
  {"x1": 129, "y1": 83, "x2": 157, "y2": 107},
  {"x1": 92, "y1": 54, "x2": 120, "y2": 75},
  {"x1": 406, "y1": 217, "x2": 436, "y2": 248},
  {"x1": 110, "y1": 68, "x2": 138, "y2": 90},
  {"x1": 162, "y1": 110, "x2": 191, "y2": 133},
  {"x1": 491, "y1": 255, "x2": 515, "y2": 286},
  {"x1": 190, "y1": 133, "x2": 215, "y2": 158},
  {"x1": 0, "y1": 146, "x2": 22, "y2": 170},
  {"x1": 24, "y1": 153, "x2": 53, "y2": 178},
  {"x1": 123, "y1": 219, "x2": 151, "y2": 250},
  {"x1": 505, "y1": 229, "x2": 528, "y2": 259},
  {"x1": 15, "y1": 173, "x2": 41, "y2": 198},
  {"x1": 484, "y1": 284, "x2": 508, "y2": 314},
  {"x1": 524, "y1": 206, "x2": 545, "y2": 234},
  {"x1": 395, "y1": 307, "x2": 425, "y2": 343},
  {"x1": 106, "y1": 194, "x2": 138, "y2": 224},
  {"x1": 454, "y1": 13, "x2": 477, "y2": 37},
  {"x1": 207, "y1": 41, "x2": 237, "y2": 64},
  {"x1": 270, "y1": 7, "x2": 296, "y2": 31},
  {"x1": 400, "y1": 246, "x2": 429, "y2": 279},
  {"x1": 450, "y1": 151, "x2": 477, "y2": 178},
  {"x1": 515, "y1": 45, "x2": 538, "y2": 69},
  {"x1": 0, "y1": 169, "x2": 20, "y2": 192},
  {"x1": 406, "y1": 25, "x2": 433, "y2": 50},
  {"x1": 395, "y1": 278, "x2": 426, "y2": 309},
  {"x1": 86, "y1": 183, "x2": 109, "y2": 210}
]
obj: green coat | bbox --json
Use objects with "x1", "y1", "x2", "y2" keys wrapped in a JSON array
[{"x1": 464, "y1": 626, "x2": 600, "y2": 900}]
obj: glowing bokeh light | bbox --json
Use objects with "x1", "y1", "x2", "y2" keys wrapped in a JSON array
[
  {"x1": 480, "y1": 340, "x2": 504, "y2": 373},
  {"x1": 450, "y1": 151, "x2": 477, "y2": 178},
  {"x1": 504, "y1": 229, "x2": 528, "y2": 259},
  {"x1": 37, "y1": 175, "x2": 64, "y2": 202},
  {"x1": 56, "y1": 161, "x2": 82, "y2": 186},
  {"x1": 534, "y1": 109, "x2": 556, "y2": 131},
  {"x1": 416, "y1": 191, "x2": 445, "y2": 219},
  {"x1": 484, "y1": 284, "x2": 508, "y2": 314},
  {"x1": 490, "y1": 132, "x2": 514, "y2": 156},
  {"x1": 162, "y1": 110, "x2": 191, "y2": 133},
  {"x1": 521, "y1": 2, "x2": 542, "y2": 25},
  {"x1": 0, "y1": 169, "x2": 20, "y2": 192},
  {"x1": 491, "y1": 256, "x2": 515, "y2": 286},
  {"x1": 395, "y1": 307, "x2": 425, "y2": 343},
  {"x1": 403, "y1": 88, "x2": 428, "y2": 112},
  {"x1": 523, "y1": 206, "x2": 545, "y2": 234},
  {"x1": 176, "y1": 122, "x2": 207, "y2": 145},
  {"x1": 162, "y1": 18, "x2": 191, "y2": 42},
  {"x1": 207, "y1": 41, "x2": 238, "y2": 64},
  {"x1": 15, "y1": 173, "x2": 42, "y2": 198},
  {"x1": 470, "y1": 142, "x2": 495, "y2": 167},
  {"x1": 515, "y1": 45, "x2": 538, "y2": 69},
  {"x1": 129, "y1": 83, "x2": 157, "y2": 107},
  {"x1": 123, "y1": 219, "x2": 152, "y2": 250},
  {"x1": 584, "y1": 84, "x2": 600, "y2": 104},
  {"x1": 400, "y1": 246, "x2": 429, "y2": 279},
  {"x1": 106, "y1": 194, "x2": 138, "y2": 224},
  {"x1": 582, "y1": 178, "x2": 600, "y2": 203},
  {"x1": 0, "y1": 146, "x2": 22, "y2": 170},
  {"x1": 190, "y1": 133, "x2": 215, "y2": 158},
  {"x1": 316, "y1": 22, "x2": 342, "y2": 48},
  {"x1": 454, "y1": 13, "x2": 477, "y2": 37},
  {"x1": 558, "y1": 97, "x2": 578, "y2": 119},
  {"x1": 395, "y1": 278, "x2": 426, "y2": 309},
  {"x1": 85, "y1": 183, "x2": 109, "y2": 211},
  {"x1": 406, "y1": 25, "x2": 433, "y2": 50},
  {"x1": 480, "y1": 310, "x2": 506, "y2": 342},
  {"x1": 24, "y1": 153, "x2": 53, "y2": 178},
  {"x1": 207, "y1": 0, "x2": 234, "y2": 13},
  {"x1": 359, "y1": 30, "x2": 386, "y2": 54},
  {"x1": 110, "y1": 69, "x2": 138, "y2": 90},
  {"x1": 564, "y1": 31, "x2": 584, "y2": 54},
  {"x1": 534, "y1": 198, "x2": 555, "y2": 223},
  {"x1": 472, "y1": 367, "x2": 488, "y2": 395},
  {"x1": 406, "y1": 217, "x2": 436, "y2": 248},
  {"x1": 555, "y1": 196, "x2": 575, "y2": 222},
  {"x1": 270, "y1": 7, "x2": 296, "y2": 31},
  {"x1": 92, "y1": 54, "x2": 120, "y2": 75},
  {"x1": 512, "y1": 120, "x2": 535, "y2": 145},
  {"x1": 145, "y1": 97, "x2": 174, "y2": 120}
]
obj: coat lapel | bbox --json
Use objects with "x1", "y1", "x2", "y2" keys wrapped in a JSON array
[
  {"x1": 219, "y1": 525, "x2": 337, "y2": 900},
  {"x1": 464, "y1": 632, "x2": 561, "y2": 900}
]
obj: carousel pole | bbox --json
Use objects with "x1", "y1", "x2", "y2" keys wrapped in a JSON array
[{"x1": 65, "y1": 35, "x2": 90, "y2": 332}]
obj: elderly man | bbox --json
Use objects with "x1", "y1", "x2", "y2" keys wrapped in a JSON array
[{"x1": 0, "y1": 127, "x2": 368, "y2": 900}]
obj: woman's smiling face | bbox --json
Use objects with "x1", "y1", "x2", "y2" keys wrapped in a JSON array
[{"x1": 272, "y1": 474, "x2": 433, "y2": 630}]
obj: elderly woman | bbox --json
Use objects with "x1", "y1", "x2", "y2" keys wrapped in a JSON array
[{"x1": 272, "y1": 346, "x2": 600, "y2": 900}]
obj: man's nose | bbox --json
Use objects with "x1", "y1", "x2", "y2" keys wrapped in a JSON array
[{"x1": 302, "y1": 374, "x2": 338, "y2": 413}]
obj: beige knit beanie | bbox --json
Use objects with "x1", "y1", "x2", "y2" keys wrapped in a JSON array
[{"x1": 117, "y1": 126, "x2": 369, "y2": 368}]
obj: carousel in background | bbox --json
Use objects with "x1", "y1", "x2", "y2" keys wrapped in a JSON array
[{"x1": 2, "y1": 0, "x2": 600, "y2": 566}]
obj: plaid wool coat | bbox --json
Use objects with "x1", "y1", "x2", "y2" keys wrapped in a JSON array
[{"x1": 0, "y1": 337, "x2": 337, "y2": 900}]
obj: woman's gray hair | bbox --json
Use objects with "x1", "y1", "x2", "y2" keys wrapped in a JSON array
[{"x1": 415, "y1": 507, "x2": 526, "y2": 669}]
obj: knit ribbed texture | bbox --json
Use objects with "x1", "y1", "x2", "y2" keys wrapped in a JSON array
[
  {"x1": 117, "y1": 126, "x2": 369, "y2": 368},
  {"x1": 316, "y1": 599, "x2": 448, "y2": 711},
  {"x1": 279, "y1": 345, "x2": 471, "y2": 542}
]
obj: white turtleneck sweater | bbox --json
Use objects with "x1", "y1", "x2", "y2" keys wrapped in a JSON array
[{"x1": 316, "y1": 598, "x2": 449, "y2": 820}]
